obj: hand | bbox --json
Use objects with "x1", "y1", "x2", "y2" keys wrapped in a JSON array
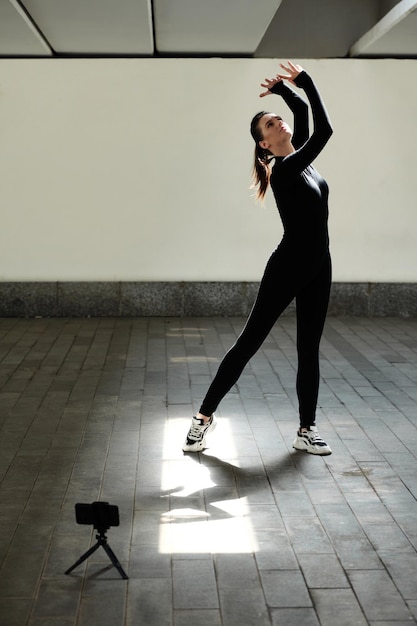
[
  {"x1": 276, "y1": 60, "x2": 303, "y2": 86},
  {"x1": 259, "y1": 60, "x2": 304, "y2": 97},
  {"x1": 259, "y1": 76, "x2": 282, "y2": 98}
]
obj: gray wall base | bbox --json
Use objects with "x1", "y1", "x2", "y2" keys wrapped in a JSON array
[{"x1": 1, "y1": 282, "x2": 417, "y2": 318}]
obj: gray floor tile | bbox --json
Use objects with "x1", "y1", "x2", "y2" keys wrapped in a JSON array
[
  {"x1": 174, "y1": 609, "x2": 222, "y2": 626},
  {"x1": 270, "y1": 608, "x2": 320, "y2": 626},
  {"x1": 368, "y1": 622, "x2": 417, "y2": 626},
  {"x1": 77, "y1": 590, "x2": 127, "y2": 626},
  {"x1": 297, "y1": 552, "x2": 350, "y2": 588},
  {"x1": 254, "y1": 529, "x2": 299, "y2": 570},
  {"x1": 311, "y1": 588, "x2": 368, "y2": 626},
  {"x1": 348, "y1": 569, "x2": 414, "y2": 621},
  {"x1": 283, "y1": 517, "x2": 334, "y2": 554},
  {"x1": 173, "y1": 559, "x2": 218, "y2": 609},
  {"x1": 379, "y1": 550, "x2": 417, "y2": 600},
  {"x1": 30, "y1": 578, "x2": 82, "y2": 621},
  {"x1": 0, "y1": 599, "x2": 33, "y2": 626},
  {"x1": 259, "y1": 569, "x2": 312, "y2": 607}
]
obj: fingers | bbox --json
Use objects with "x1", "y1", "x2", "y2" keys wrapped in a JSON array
[
  {"x1": 279, "y1": 60, "x2": 303, "y2": 76},
  {"x1": 280, "y1": 60, "x2": 296, "y2": 71},
  {"x1": 259, "y1": 75, "x2": 282, "y2": 97},
  {"x1": 258, "y1": 61, "x2": 302, "y2": 97},
  {"x1": 261, "y1": 77, "x2": 280, "y2": 88}
]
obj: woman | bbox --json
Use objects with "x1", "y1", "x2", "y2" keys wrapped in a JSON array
[{"x1": 183, "y1": 61, "x2": 333, "y2": 455}]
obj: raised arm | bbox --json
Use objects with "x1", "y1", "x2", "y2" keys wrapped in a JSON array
[
  {"x1": 269, "y1": 80, "x2": 309, "y2": 149},
  {"x1": 278, "y1": 70, "x2": 332, "y2": 178},
  {"x1": 259, "y1": 62, "x2": 309, "y2": 149},
  {"x1": 260, "y1": 62, "x2": 332, "y2": 178}
]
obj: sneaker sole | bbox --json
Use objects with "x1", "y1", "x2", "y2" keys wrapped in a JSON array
[
  {"x1": 293, "y1": 441, "x2": 332, "y2": 456},
  {"x1": 182, "y1": 416, "x2": 217, "y2": 452}
]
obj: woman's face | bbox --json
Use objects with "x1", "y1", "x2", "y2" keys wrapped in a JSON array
[{"x1": 258, "y1": 113, "x2": 292, "y2": 151}]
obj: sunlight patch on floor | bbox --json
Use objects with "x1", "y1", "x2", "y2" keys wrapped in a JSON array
[
  {"x1": 159, "y1": 495, "x2": 257, "y2": 554},
  {"x1": 159, "y1": 418, "x2": 258, "y2": 554}
]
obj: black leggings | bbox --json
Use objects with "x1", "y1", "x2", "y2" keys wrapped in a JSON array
[{"x1": 199, "y1": 247, "x2": 331, "y2": 427}]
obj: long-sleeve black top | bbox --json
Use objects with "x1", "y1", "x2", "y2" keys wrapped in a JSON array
[{"x1": 269, "y1": 71, "x2": 333, "y2": 264}]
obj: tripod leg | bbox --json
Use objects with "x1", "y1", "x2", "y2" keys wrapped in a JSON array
[
  {"x1": 65, "y1": 541, "x2": 101, "y2": 575},
  {"x1": 102, "y1": 542, "x2": 129, "y2": 579}
]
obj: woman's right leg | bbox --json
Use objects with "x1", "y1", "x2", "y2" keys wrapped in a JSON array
[
  {"x1": 199, "y1": 251, "x2": 295, "y2": 417},
  {"x1": 182, "y1": 288, "x2": 288, "y2": 452}
]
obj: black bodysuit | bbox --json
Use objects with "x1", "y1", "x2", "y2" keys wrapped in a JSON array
[{"x1": 200, "y1": 71, "x2": 333, "y2": 428}]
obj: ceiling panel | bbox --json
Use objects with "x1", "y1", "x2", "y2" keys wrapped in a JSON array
[
  {"x1": 255, "y1": 0, "x2": 380, "y2": 58},
  {"x1": 0, "y1": 0, "x2": 51, "y2": 56},
  {"x1": 20, "y1": 0, "x2": 154, "y2": 54},
  {"x1": 153, "y1": 0, "x2": 282, "y2": 55}
]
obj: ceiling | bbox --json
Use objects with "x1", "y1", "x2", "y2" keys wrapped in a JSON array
[{"x1": 0, "y1": 0, "x2": 416, "y2": 59}]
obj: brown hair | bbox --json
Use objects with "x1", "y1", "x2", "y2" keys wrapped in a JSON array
[{"x1": 250, "y1": 111, "x2": 273, "y2": 201}]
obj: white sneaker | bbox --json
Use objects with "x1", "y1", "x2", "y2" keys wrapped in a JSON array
[
  {"x1": 293, "y1": 426, "x2": 332, "y2": 455},
  {"x1": 182, "y1": 415, "x2": 217, "y2": 452}
]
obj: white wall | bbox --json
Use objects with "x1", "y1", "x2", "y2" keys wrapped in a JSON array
[{"x1": 0, "y1": 58, "x2": 416, "y2": 282}]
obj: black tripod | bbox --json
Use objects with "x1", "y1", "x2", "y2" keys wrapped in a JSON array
[{"x1": 65, "y1": 527, "x2": 128, "y2": 580}]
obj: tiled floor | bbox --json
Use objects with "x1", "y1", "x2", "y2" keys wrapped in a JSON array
[{"x1": 1, "y1": 316, "x2": 417, "y2": 626}]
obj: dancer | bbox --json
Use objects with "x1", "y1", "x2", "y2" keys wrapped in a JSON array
[{"x1": 183, "y1": 61, "x2": 333, "y2": 455}]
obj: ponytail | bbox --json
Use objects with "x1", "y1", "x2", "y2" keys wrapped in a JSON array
[
  {"x1": 251, "y1": 145, "x2": 273, "y2": 202},
  {"x1": 250, "y1": 111, "x2": 273, "y2": 202}
]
